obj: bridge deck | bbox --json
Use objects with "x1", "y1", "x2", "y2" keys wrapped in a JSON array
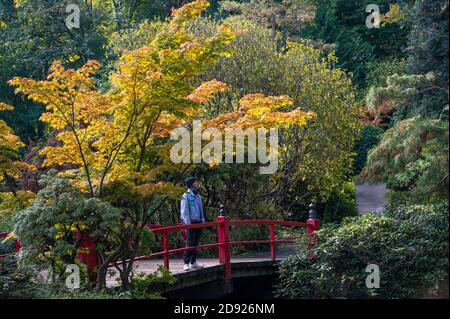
[{"x1": 106, "y1": 249, "x2": 296, "y2": 287}]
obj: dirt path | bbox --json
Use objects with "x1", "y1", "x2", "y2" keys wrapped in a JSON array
[{"x1": 356, "y1": 183, "x2": 389, "y2": 215}]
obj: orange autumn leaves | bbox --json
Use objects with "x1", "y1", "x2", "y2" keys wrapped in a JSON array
[
  {"x1": 5, "y1": 0, "x2": 316, "y2": 199},
  {"x1": 0, "y1": 103, "x2": 34, "y2": 184},
  {"x1": 187, "y1": 80, "x2": 316, "y2": 131},
  {"x1": 187, "y1": 80, "x2": 230, "y2": 104},
  {"x1": 198, "y1": 91, "x2": 316, "y2": 130},
  {"x1": 9, "y1": 60, "x2": 110, "y2": 168},
  {"x1": 8, "y1": 64, "x2": 315, "y2": 193}
]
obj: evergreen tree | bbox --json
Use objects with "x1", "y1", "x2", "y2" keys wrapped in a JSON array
[
  {"x1": 303, "y1": 0, "x2": 410, "y2": 89},
  {"x1": 400, "y1": 0, "x2": 449, "y2": 118}
]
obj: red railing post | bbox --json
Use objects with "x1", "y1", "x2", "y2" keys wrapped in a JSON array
[
  {"x1": 163, "y1": 232, "x2": 170, "y2": 270},
  {"x1": 269, "y1": 224, "x2": 276, "y2": 261},
  {"x1": 306, "y1": 204, "x2": 320, "y2": 255},
  {"x1": 217, "y1": 216, "x2": 231, "y2": 280},
  {"x1": 179, "y1": 223, "x2": 187, "y2": 258},
  {"x1": 76, "y1": 232, "x2": 98, "y2": 283},
  {"x1": 15, "y1": 239, "x2": 21, "y2": 253}
]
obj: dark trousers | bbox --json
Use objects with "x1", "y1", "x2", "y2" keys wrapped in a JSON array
[{"x1": 184, "y1": 227, "x2": 202, "y2": 264}]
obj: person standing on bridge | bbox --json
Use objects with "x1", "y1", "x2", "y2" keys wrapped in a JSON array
[{"x1": 181, "y1": 177, "x2": 205, "y2": 271}]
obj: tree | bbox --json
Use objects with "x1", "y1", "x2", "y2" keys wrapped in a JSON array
[
  {"x1": 359, "y1": 0, "x2": 448, "y2": 206},
  {"x1": 198, "y1": 18, "x2": 360, "y2": 217},
  {"x1": 9, "y1": 61, "x2": 108, "y2": 198},
  {"x1": 362, "y1": 117, "x2": 449, "y2": 204},
  {"x1": 301, "y1": 0, "x2": 410, "y2": 89},
  {"x1": 0, "y1": 103, "x2": 35, "y2": 231},
  {"x1": 0, "y1": 0, "x2": 109, "y2": 142},
  {"x1": 366, "y1": 72, "x2": 449, "y2": 125},
  {"x1": 220, "y1": 0, "x2": 316, "y2": 38},
  {"x1": 10, "y1": 0, "x2": 229, "y2": 289},
  {"x1": 363, "y1": 0, "x2": 449, "y2": 123},
  {"x1": 0, "y1": 103, "x2": 35, "y2": 195},
  {"x1": 10, "y1": 0, "x2": 316, "y2": 290},
  {"x1": 399, "y1": 0, "x2": 449, "y2": 119},
  {"x1": 0, "y1": 103, "x2": 23, "y2": 194}
]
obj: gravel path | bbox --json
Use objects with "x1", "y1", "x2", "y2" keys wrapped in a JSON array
[{"x1": 356, "y1": 183, "x2": 389, "y2": 215}]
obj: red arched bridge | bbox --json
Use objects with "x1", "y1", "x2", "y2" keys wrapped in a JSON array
[{"x1": 1, "y1": 205, "x2": 320, "y2": 294}]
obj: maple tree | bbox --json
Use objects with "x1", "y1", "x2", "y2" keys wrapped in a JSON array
[
  {"x1": 0, "y1": 103, "x2": 23, "y2": 193},
  {"x1": 0, "y1": 103, "x2": 34, "y2": 196},
  {"x1": 0, "y1": 103, "x2": 35, "y2": 230},
  {"x1": 8, "y1": 0, "x2": 316, "y2": 290},
  {"x1": 203, "y1": 93, "x2": 315, "y2": 130},
  {"x1": 9, "y1": 61, "x2": 107, "y2": 197}
]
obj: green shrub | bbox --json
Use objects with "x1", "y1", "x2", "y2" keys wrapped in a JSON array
[
  {"x1": 50, "y1": 289, "x2": 130, "y2": 299},
  {"x1": 13, "y1": 171, "x2": 122, "y2": 284},
  {"x1": 365, "y1": 58, "x2": 407, "y2": 90},
  {"x1": 362, "y1": 118, "x2": 449, "y2": 202},
  {"x1": 275, "y1": 201, "x2": 449, "y2": 299},
  {"x1": 0, "y1": 257, "x2": 51, "y2": 299},
  {"x1": 353, "y1": 125, "x2": 384, "y2": 176},
  {"x1": 130, "y1": 265, "x2": 176, "y2": 299},
  {"x1": 319, "y1": 181, "x2": 358, "y2": 224},
  {"x1": 0, "y1": 217, "x2": 13, "y2": 233},
  {"x1": 136, "y1": 227, "x2": 158, "y2": 257},
  {"x1": 0, "y1": 239, "x2": 15, "y2": 256}
]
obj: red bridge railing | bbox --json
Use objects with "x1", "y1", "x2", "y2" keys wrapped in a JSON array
[
  {"x1": 142, "y1": 216, "x2": 319, "y2": 280},
  {"x1": 135, "y1": 204, "x2": 320, "y2": 280},
  {"x1": 0, "y1": 232, "x2": 21, "y2": 259},
  {"x1": 1, "y1": 204, "x2": 320, "y2": 282}
]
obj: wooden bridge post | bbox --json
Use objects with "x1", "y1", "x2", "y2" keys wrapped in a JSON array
[
  {"x1": 76, "y1": 232, "x2": 98, "y2": 283},
  {"x1": 15, "y1": 239, "x2": 21, "y2": 253},
  {"x1": 217, "y1": 215, "x2": 232, "y2": 280},
  {"x1": 269, "y1": 224, "x2": 276, "y2": 261},
  {"x1": 163, "y1": 232, "x2": 170, "y2": 270},
  {"x1": 306, "y1": 203, "x2": 320, "y2": 255}
]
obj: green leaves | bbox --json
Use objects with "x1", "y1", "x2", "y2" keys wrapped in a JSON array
[
  {"x1": 13, "y1": 171, "x2": 122, "y2": 270},
  {"x1": 276, "y1": 201, "x2": 449, "y2": 299},
  {"x1": 365, "y1": 72, "x2": 445, "y2": 124},
  {"x1": 353, "y1": 125, "x2": 384, "y2": 175},
  {"x1": 200, "y1": 18, "x2": 360, "y2": 209},
  {"x1": 130, "y1": 265, "x2": 176, "y2": 299},
  {"x1": 362, "y1": 117, "x2": 449, "y2": 202}
]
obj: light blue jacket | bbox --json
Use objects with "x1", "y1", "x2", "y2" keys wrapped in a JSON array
[{"x1": 180, "y1": 189, "x2": 205, "y2": 225}]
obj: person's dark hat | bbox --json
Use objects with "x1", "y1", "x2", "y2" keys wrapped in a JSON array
[{"x1": 185, "y1": 177, "x2": 198, "y2": 189}]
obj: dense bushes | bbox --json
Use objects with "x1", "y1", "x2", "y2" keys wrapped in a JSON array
[
  {"x1": 0, "y1": 257, "x2": 50, "y2": 299},
  {"x1": 353, "y1": 125, "x2": 385, "y2": 176},
  {"x1": 318, "y1": 181, "x2": 358, "y2": 224},
  {"x1": 362, "y1": 118, "x2": 449, "y2": 203},
  {"x1": 303, "y1": 0, "x2": 409, "y2": 89},
  {"x1": 276, "y1": 201, "x2": 449, "y2": 299},
  {"x1": 13, "y1": 171, "x2": 122, "y2": 285},
  {"x1": 198, "y1": 17, "x2": 360, "y2": 217}
]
